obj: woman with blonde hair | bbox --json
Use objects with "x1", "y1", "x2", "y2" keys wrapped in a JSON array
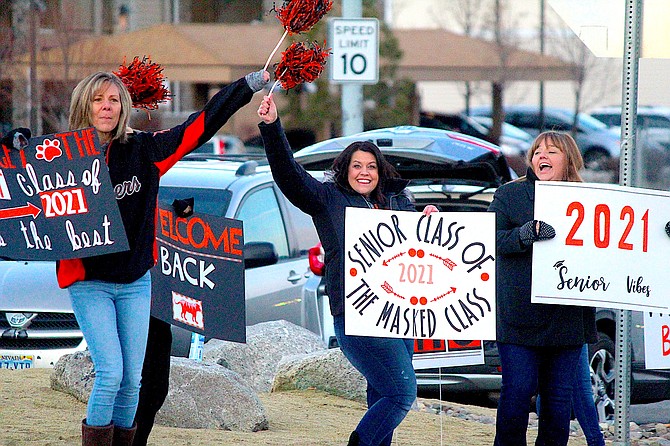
[
  {"x1": 488, "y1": 131, "x2": 597, "y2": 446},
  {"x1": 58, "y1": 68, "x2": 269, "y2": 446}
]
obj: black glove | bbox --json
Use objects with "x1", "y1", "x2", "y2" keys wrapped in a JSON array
[
  {"x1": 0, "y1": 128, "x2": 31, "y2": 151},
  {"x1": 519, "y1": 220, "x2": 556, "y2": 247},
  {"x1": 665, "y1": 221, "x2": 670, "y2": 238}
]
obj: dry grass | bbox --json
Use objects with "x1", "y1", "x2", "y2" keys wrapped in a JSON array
[{"x1": 0, "y1": 368, "x2": 588, "y2": 445}]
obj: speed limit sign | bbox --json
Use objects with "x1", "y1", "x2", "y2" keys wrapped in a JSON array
[{"x1": 329, "y1": 18, "x2": 379, "y2": 83}]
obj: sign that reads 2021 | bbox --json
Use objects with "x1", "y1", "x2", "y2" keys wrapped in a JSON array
[
  {"x1": 344, "y1": 208, "x2": 496, "y2": 340},
  {"x1": 0, "y1": 128, "x2": 128, "y2": 260}
]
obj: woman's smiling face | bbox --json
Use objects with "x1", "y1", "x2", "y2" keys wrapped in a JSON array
[
  {"x1": 347, "y1": 150, "x2": 379, "y2": 196},
  {"x1": 531, "y1": 139, "x2": 567, "y2": 181}
]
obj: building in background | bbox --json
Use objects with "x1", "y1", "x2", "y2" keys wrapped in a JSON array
[
  {"x1": 5, "y1": 0, "x2": 657, "y2": 139},
  {"x1": 1, "y1": 0, "x2": 273, "y2": 137},
  {"x1": 387, "y1": 0, "x2": 670, "y2": 115}
]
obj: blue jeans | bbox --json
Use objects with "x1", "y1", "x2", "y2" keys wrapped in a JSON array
[
  {"x1": 535, "y1": 345, "x2": 605, "y2": 446},
  {"x1": 334, "y1": 315, "x2": 417, "y2": 446},
  {"x1": 69, "y1": 272, "x2": 151, "y2": 428},
  {"x1": 495, "y1": 342, "x2": 581, "y2": 446},
  {"x1": 571, "y1": 345, "x2": 605, "y2": 446}
]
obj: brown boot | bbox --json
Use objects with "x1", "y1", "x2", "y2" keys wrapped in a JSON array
[
  {"x1": 113, "y1": 423, "x2": 137, "y2": 446},
  {"x1": 82, "y1": 419, "x2": 113, "y2": 446}
]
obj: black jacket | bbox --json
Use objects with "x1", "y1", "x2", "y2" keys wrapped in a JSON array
[
  {"x1": 259, "y1": 119, "x2": 416, "y2": 317},
  {"x1": 487, "y1": 168, "x2": 597, "y2": 347},
  {"x1": 57, "y1": 77, "x2": 254, "y2": 287}
]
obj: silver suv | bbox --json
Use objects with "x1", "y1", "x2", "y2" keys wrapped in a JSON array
[{"x1": 0, "y1": 154, "x2": 320, "y2": 367}]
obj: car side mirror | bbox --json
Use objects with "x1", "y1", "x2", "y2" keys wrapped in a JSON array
[{"x1": 243, "y1": 241, "x2": 278, "y2": 269}]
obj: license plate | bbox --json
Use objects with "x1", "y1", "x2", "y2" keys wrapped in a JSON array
[{"x1": 0, "y1": 355, "x2": 34, "y2": 369}]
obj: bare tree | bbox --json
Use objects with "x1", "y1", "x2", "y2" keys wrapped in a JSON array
[
  {"x1": 546, "y1": 21, "x2": 621, "y2": 126},
  {"x1": 440, "y1": 0, "x2": 487, "y2": 115},
  {"x1": 424, "y1": 0, "x2": 523, "y2": 145},
  {"x1": 480, "y1": 0, "x2": 524, "y2": 145},
  {"x1": 37, "y1": 2, "x2": 98, "y2": 134}
]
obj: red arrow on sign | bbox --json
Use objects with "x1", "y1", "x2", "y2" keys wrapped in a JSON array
[{"x1": 0, "y1": 202, "x2": 42, "y2": 220}]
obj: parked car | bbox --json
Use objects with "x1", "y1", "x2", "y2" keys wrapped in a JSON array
[
  {"x1": 293, "y1": 125, "x2": 670, "y2": 422},
  {"x1": 0, "y1": 154, "x2": 320, "y2": 367},
  {"x1": 588, "y1": 105, "x2": 670, "y2": 189},
  {"x1": 189, "y1": 134, "x2": 265, "y2": 156},
  {"x1": 589, "y1": 104, "x2": 670, "y2": 152},
  {"x1": 589, "y1": 105, "x2": 670, "y2": 134},
  {"x1": 419, "y1": 111, "x2": 529, "y2": 176},
  {"x1": 0, "y1": 261, "x2": 86, "y2": 369},
  {"x1": 469, "y1": 105, "x2": 621, "y2": 169}
]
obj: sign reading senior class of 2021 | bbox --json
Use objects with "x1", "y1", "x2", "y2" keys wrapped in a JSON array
[
  {"x1": 344, "y1": 208, "x2": 496, "y2": 340},
  {"x1": 531, "y1": 181, "x2": 670, "y2": 312},
  {"x1": 0, "y1": 128, "x2": 128, "y2": 260}
]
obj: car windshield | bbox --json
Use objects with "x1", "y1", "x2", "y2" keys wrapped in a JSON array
[{"x1": 158, "y1": 187, "x2": 232, "y2": 217}]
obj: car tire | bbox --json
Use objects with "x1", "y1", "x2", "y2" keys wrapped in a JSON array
[{"x1": 588, "y1": 333, "x2": 616, "y2": 423}]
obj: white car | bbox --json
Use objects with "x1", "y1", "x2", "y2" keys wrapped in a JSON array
[{"x1": 0, "y1": 260, "x2": 85, "y2": 368}]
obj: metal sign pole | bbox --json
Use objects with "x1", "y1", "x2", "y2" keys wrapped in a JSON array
[
  {"x1": 341, "y1": 0, "x2": 364, "y2": 136},
  {"x1": 613, "y1": 1, "x2": 642, "y2": 444}
]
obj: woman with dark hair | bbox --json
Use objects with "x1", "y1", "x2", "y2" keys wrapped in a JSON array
[
  {"x1": 257, "y1": 94, "x2": 437, "y2": 446},
  {"x1": 56, "y1": 68, "x2": 269, "y2": 446},
  {"x1": 488, "y1": 131, "x2": 598, "y2": 446}
]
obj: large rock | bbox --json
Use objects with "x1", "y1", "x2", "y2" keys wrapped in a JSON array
[
  {"x1": 272, "y1": 348, "x2": 367, "y2": 403},
  {"x1": 51, "y1": 351, "x2": 267, "y2": 431},
  {"x1": 50, "y1": 350, "x2": 95, "y2": 403},
  {"x1": 156, "y1": 357, "x2": 267, "y2": 431},
  {"x1": 204, "y1": 320, "x2": 326, "y2": 392}
]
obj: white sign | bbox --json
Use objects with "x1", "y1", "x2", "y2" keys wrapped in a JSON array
[
  {"x1": 643, "y1": 312, "x2": 670, "y2": 370},
  {"x1": 344, "y1": 208, "x2": 496, "y2": 340},
  {"x1": 549, "y1": 0, "x2": 670, "y2": 59},
  {"x1": 329, "y1": 18, "x2": 379, "y2": 83},
  {"x1": 531, "y1": 181, "x2": 670, "y2": 312}
]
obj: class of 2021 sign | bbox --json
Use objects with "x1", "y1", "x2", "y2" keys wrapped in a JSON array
[
  {"x1": 344, "y1": 208, "x2": 496, "y2": 340},
  {"x1": 0, "y1": 128, "x2": 128, "y2": 260}
]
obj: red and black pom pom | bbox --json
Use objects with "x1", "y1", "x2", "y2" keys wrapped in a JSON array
[
  {"x1": 113, "y1": 56, "x2": 171, "y2": 111},
  {"x1": 275, "y1": 0, "x2": 333, "y2": 35},
  {"x1": 274, "y1": 41, "x2": 331, "y2": 90}
]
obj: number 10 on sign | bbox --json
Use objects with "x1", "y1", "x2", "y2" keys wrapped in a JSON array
[{"x1": 329, "y1": 18, "x2": 379, "y2": 83}]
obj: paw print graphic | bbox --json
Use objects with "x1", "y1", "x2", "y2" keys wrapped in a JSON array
[{"x1": 35, "y1": 138, "x2": 63, "y2": 162}]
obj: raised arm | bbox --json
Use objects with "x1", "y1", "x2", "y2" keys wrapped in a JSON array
[
  {"x1": 151, "y1": 71, "x2": 269, "y2": 173},
  {"x1": 257, "y1": 94, "x2": 329, "y2": 215}
]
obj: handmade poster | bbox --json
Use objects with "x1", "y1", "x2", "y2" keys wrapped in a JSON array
[
  {"x1": 532, "y1": 181, "x2": 670, "y2": 312},
  {"x1": 412, "y1": 339, "x2": 485, "y2": 369},
  {"x1": 643, "y1": 312, "x2": 670, "y2": 370},
  {"x1": 150, "y1": 204, "x2": 246, "y2": 343},
  {"x1": 0, "y1": 128, "x2": 128, "y2": 260},
  {"x1": 344, "y1": 208, "x2": 496, "y2": 340}
]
